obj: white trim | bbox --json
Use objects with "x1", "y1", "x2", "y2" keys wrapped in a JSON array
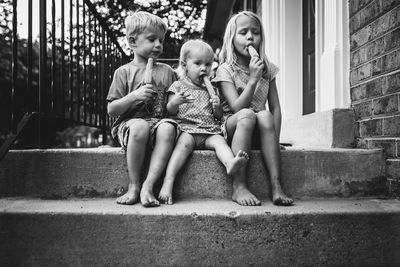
[
  {"x1": 262, "y1": 0, "x2": 303, "y2": 119},
  {"x1": 316, "y1": 0, "x2": 350, "y2": 112}
]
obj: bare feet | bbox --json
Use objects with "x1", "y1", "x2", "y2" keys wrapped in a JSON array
[
  {"x1": 232, "y1": 185, "x2": 261, "y2": 206},
  {"x1": 159, "y1": 179, "x2": 174, "y2": 205},
  {"x1": 272, "y1": 186, "x2": 293, "y2": 206},
  {"x1": 226, "y1": 150, "x2": 249, "y2": 176},
  {"x1": 140, "y1": 184, "x2": 160, "y2": 207},
  {"x1": 116, "y1": 183, "x2": 140, "y2": 205}
]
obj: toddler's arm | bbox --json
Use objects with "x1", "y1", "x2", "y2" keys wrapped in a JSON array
[
  {"x1": 166, "y1": 91, "x2": 194, "y2": 115},
  {"x1": 107, "y1": 84, "x2": 154, "y2": 117},
  {"x1": 211, "y1": 94, "x2": 223, "y2": 120}
]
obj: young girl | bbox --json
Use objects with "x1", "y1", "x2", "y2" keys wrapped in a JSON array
[
  {"x1": 213, "y1": 11, "x2": 293, "y2": 206},
  {"x1": 158, "y1": 39, "x2": 249, "y2": 205}
]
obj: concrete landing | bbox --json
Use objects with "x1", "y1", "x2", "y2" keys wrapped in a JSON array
[
  {"x1": 1, "y1": 198, "x2": 399, "y2": 266},
  {"x1": 0, "y1": 147, "x2": 386, "y2": 199}
]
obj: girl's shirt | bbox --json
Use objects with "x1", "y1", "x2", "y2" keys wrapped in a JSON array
[
  {"x1": 213, "y1": 61, "x2": 279, "y2": 115},
  {"x1": 168, "y1": 79, "x2": 222, "y2": 135}
]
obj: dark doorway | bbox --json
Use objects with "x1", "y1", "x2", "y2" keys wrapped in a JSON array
[{"x1": 302, "y1": 0, "x2": 315, "y2": 115}]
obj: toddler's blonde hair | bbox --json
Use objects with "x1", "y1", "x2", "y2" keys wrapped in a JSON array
[
  {"x1": 125, "y1": 11, "x2": 167, "y2": 39},
  {"x1": 219, "y1": 11, "x2": 270, "y2": 72},
  {"x1": 176, "y1": 39, "x2": 214, "y2": 79}
]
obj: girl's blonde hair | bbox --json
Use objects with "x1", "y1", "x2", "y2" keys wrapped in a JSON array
[
  {"x1": 176, "y1": 39, "x2": 214, "y2": 79},
  {"x1": 219, "y1": 11, "x2": 270, "y2": 71}
]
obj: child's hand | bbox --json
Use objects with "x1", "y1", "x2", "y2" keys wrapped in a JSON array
[
  {"x1": 131, "y1": 84, "x2": 155, "y2": 102},
  {"x1": 171, "y1": 91, "x2": 194, "y2": 106},
  {"x1": 210, "y1": 94, "x2": 221, "y2": 110},
  {"x1": 249, "y1": 56, "x2": 264, "y2": 81}
]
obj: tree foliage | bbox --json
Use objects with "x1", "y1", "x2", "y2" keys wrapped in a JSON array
[{"x1": 92, "y1": 0, "x2": 207, "y2": 58}]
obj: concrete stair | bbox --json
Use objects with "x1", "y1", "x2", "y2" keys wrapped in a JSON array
[
  {"x1": 1, "y1": 198, "x2": 400, "y2": 266},
  {"x1": 1, "y1": 147, "x2": 399, "y2": 266}
]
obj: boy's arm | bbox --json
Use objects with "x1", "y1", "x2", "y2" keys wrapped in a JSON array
[
  {"x1": 107, "y1": 84, "x2": 154, "y2": 117},
  {"x1": 267, "y1": 79, "x2": 282, "y2": 139}
]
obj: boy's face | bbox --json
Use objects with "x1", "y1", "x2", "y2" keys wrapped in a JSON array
[
  {"x1": 185, "y1": 49, "x2": 213, "y2": 87},
  {"x1": 233, "y1": 15, "x2": 261, "y2": 58},
  {"x1": 129, "y1": 28, "x2": 165, "y2": 59}
]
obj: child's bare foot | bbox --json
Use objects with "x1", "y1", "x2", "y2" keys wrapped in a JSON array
[
  {"x1": 159, "y1": 179, "x2": 174, "y2": 205},
  {"x1": 272, "y1": 186, "x2": 293, "y2": 206},
  {"x1": 226, "y1": 150, "x2": 249, "y2": 176},
  {"x1": 116, "y1": 183, "x2": 140, "y2": 205},
  {"x1": 232, "y1": 185, "x2": 261, "y2": 206},
  {"x1": 140, "y1": 186, "x2": 160, "y2": 207}
]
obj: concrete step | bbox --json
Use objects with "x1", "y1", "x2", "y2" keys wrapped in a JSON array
[
  {"x1": 1, "y1": 197, "x2": 399, "y2": 266},
  {"x1": 0, "y1": 147, "x2": 386, "y2": 199}
]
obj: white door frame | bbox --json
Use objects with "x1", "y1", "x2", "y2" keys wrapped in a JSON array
[{"x1": 262, "y1": 0, "x2": 350, "y2": 119}]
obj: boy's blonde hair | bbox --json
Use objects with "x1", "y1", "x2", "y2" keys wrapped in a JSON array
[
  {"x1": 219, "y1": 11, "x2": 270, "y2": 71},
  {"x1": 125, "y1": 11, "x2": 167, "y2": 39},
  {"x1": 176, "y1": 39, "x2": 214, "y2": 79}
]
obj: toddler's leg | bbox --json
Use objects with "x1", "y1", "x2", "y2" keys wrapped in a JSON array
[
  {"x1": 140, "y1": 122, "x2": 176, "y2": 207},
  {"x1": 226, "y1": 109, "x2": 261, "y2": 206},
  {"x1": 159, "y1": 132, "x2": 195, "y2": 204},
  {"x1": 205, "y1": 135, "x2": 249, "y2": 176},
  {"x1": 256, "y1": 111, "x2": 293, "y2": 206},
  {"x1": 117, "y1": 120, "x2": 150, "y2": 205}
]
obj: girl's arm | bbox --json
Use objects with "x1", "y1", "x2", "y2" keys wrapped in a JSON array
[
  {"x1": 267, "y1": 79, "x2": 282, "y2": 139},
  {"x1": 166, "y1": 93, "x2": 179, "y2": 115},
  {"x1": 167, "y1": 91, "x2": 194, "y2": 115},
  {"x1": 107, "y1": 84, "x2": 154, "y2": 117},
  {"x1": 210, "y1": 94, "x2": 223, "y2": 119}
]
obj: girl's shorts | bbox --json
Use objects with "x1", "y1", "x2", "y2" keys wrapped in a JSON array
[{"x1": 117, "y1": 118, "x2": 180, "y2": 150}]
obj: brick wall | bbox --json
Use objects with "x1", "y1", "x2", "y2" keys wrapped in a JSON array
[{"x1": 350, "y1": 0, "x2": 400, "y2": 161}]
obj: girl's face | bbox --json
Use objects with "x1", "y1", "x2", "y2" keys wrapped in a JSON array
[
  {"x1": 233, "y1": 15, "x2": 261, "y2": 59},
  {"x1": 185, "y1": 49, "x2": 213, "y2": 86}
]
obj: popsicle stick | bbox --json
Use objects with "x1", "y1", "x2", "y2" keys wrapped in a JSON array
[
  {"x1": 248, "y1": 45, "x2": 259, "y2": 58},
  {"x1": 203, "y1": 76, "x2": 216, "y2": 96},
  {"x1": 144, "y1": 58, "x2": 154, "y2": 84}
]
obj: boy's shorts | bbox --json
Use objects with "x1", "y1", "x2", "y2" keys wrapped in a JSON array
[{"x1": 117, "y1": 118, "x2": 180, "y2": 150}]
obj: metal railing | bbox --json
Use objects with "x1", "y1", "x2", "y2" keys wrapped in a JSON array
[{"x1": 0, "y1": 0, "x2": 130, "y2": 160}]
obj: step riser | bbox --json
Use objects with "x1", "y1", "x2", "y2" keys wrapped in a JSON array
[
  {"x1": 1, "y1": 212, "x2": 399, "y2": 266},
  {"x1": 0, "y1": 148, "x2": 386, "y2": 199}
]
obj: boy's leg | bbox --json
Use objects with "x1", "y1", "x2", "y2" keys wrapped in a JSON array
[
  {"x1": 117, "y1": 120, "x2": 150, "y2": 205},
  {"x1": 159, "y1": 132, "x2": 195, "y2": 204},
  {"x1": 204, "y1": 135, "x2": 249, "y2": 176},
  {"x1": 256, "y1": 111, "x2": 293, "y2": 206},
  {"x1": 140, "y1": 122, "x2": 176, "y2": 207},
  {"x1": 225, "y1": 109, "x2": 261, "y2": 206}
]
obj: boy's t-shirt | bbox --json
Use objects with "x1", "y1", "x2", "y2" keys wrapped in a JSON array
[
  {"x1": 213, "y1": 61, "x2": 279, "y2": 115},
  {"x1": 107, "y1": 61, "x2": 176, "y2": 139}
]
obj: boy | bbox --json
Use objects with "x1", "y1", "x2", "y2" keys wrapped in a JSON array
[{"x1": 107, "y1": 11, "x2": 178, "y2": 207}]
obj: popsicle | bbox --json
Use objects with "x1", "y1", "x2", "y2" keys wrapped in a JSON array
[
  {"x1": 247, "y1": 45, "x2": 259, "y2": 58},
  {"x1": 144, "y1": 58, "x2": 154, "y2": 84},
  {"x1": 203, "y1": 76, "x2": 216, "y2": 97}
]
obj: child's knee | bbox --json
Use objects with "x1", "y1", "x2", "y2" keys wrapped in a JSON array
[
  {"x1": 128, "y1": 121, "x2": 150, "y2": 141},
  {"x1": 156, "y1": 122, "x2": 176, "y2": 143},
  {"x1": 237, "y1": 108, "x2": 256, "y2": 129},
  {"x1": 257, "y1": 111, "x2": 275, "y2": 131}
]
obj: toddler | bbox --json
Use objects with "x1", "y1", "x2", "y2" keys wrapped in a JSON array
[{"x1": 158, "y1": 39, "x2": 249, "y2": 205}]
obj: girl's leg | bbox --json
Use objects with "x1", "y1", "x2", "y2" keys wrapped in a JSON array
[
  {"x1": 159, "y1": 132, "x2": 195, "y2": 204},
  {"x1": 226, "y1": 109, "x2": 261, "y2": 206},
  {"x1": 205, "y1": 135, "x2": 249, "y2": 176},
  {"x1": 117, "y1": 120, "x2": 150, "y2": 205},
  {"x1": 140, "y1": 122, "x2": 176, "y2": 207},
  {"x1": 256, "y1": 111, "x2": 293, "y2": 206}
]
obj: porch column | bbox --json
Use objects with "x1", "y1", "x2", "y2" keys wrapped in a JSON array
[{"x1": 316, "y1": 0, "x2": 351, "y2": 112}]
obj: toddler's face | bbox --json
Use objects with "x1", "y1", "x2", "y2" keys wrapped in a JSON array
[
  {"x1": 130, "y1": 28, "x2": 165, "y2": 59},
  {"x1": 185, "y1": 49, "x2": 213, "y2": 87},
  {"x1": 233, "y1": 15, "x2": 261, "y2": 58}
]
